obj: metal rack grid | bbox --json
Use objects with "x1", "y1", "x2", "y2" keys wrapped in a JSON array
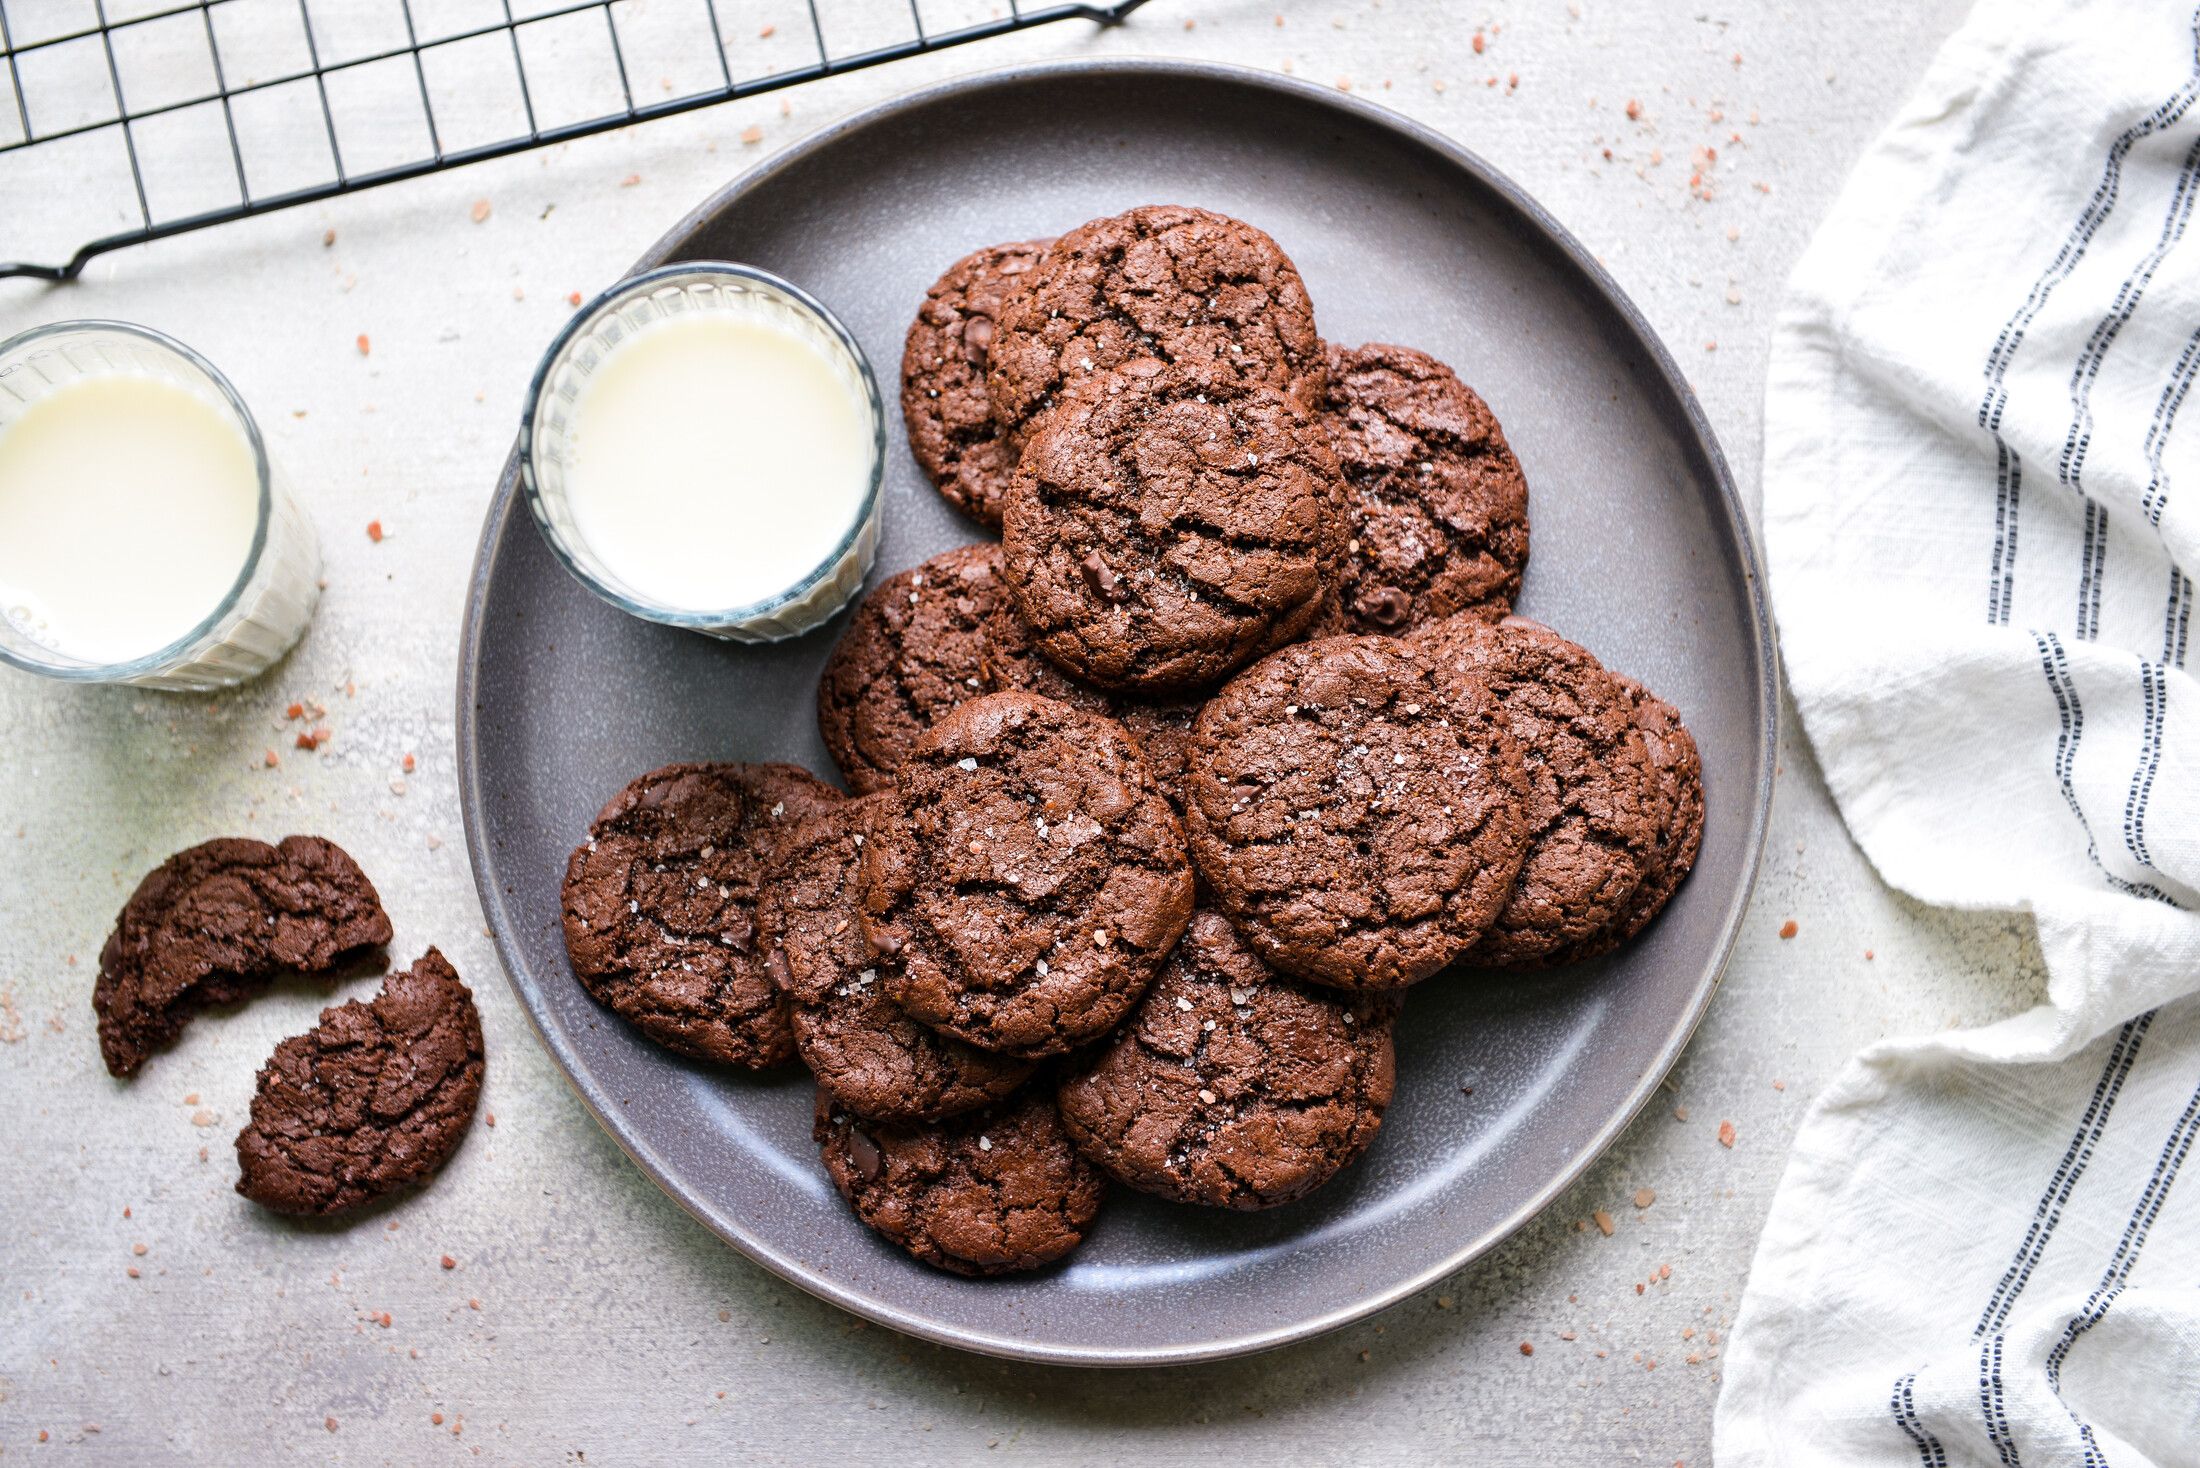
[{"x1": 0, "y1": 0, "x2": 1150, "y2": 281}]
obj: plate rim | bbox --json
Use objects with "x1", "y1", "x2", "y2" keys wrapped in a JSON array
[{"x1": 454, "y1": 55, "x2": 1779, "y2": 1368}]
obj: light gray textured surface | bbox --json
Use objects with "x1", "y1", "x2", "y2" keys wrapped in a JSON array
[{"x1": 0, "y1": 2, "x2": 2013, "y2": 1461}]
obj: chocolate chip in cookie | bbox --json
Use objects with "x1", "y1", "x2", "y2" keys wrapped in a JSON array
[
  {"x1": 816, "y1": 542, "x2": 1103, "y2": 795},
  {"x1": 1413, "y1": 616, "x2": 1668, "y2": 967},
  {"x1": 764, "y1": 796, "x2": 1035, "y2": 1123},
  {"x1": 859, "y1": 691, "x2": 1195, "y2": 1058},
  {"x1": 562, "y1": 762, "x2": 841, "y2": 1068},
  {"x1": 816, "y1": 1088, "x2": 1105, "y2": 1276},
  {"x1": 1002, "y1": 370, "x2": 1344, "y2": 695},
  {"x1": 94, "y1": 835, "x2": 393, "y2": 1077},
  {"x1": 1322, "y1": 341, "x2": 1530, "y2": 634},
  {"x1": 1184, "y1": 634, "x2": 1531, "y2": 988},
  {"x1": 901, "y1": 239, "x2": 1054, "y2": 528},
  {"x1": 1057, "y1": 910, "x2": 1398, "y2": 1209},
  {"x1": 987, "y1": 204, "x2": 1325, "y2": 431},
  {"x1": 234, "y1": 947, "x2": 484, "y2": 1217}
]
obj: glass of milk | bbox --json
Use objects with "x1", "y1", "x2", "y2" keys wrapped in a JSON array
[
  {"x1": 0, "y1": 321, "x2": 320, "y2": 690},
  {"x1": 521, "y1": 262, "x2": 884, "y2": 641}
]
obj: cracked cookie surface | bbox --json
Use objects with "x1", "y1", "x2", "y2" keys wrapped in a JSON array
[
  {"x1": 234, "y1": 947, "x2": 484, "y2": 1217},
  {"x1": 764, "y1": 796, "x2": 1035, "y2": 1123},
  {"x1": 816, "y1": 542, "x2": 1102, "y2": 795},
  {"x1": 900, "y1": 239, "x2": 1054, "y2": 527},
  {"x1": 1414, "y1": 617, "x2": 1666, "y2": 966},
  {"x1": 1545, "y1": 674, "x2": 1703, "y2": 963},
  {"x1": 1002, "y1": 370, "x2": 1343, "y2": 695},
  {"x1": 94, "y1": 835, "x2": 392, "y2": 1077},
  {"x1": 1184, "y1": 634, "x2": 1530, "y2": 988},
  {"x1": 1057, "y1": 910, "x2": 1398, "y2": 1209},
  {"x1": 1321, "y1": 341, "x2": 1530, "y2": 635},
  {"x1": 562, "y1": 762, "x2": 841, "y2": 1068},
  {"x1": 858, "y1": 691, "x2": 1194, "y2": 1058},
  {"x1": 816, "y1": 1088, "x2": 1105, "y2": 1276},
  {"x1": 986, "y1": 204, "x2": 1325, "y2": 432}
]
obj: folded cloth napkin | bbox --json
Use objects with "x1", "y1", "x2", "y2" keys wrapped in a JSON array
[{"x1": 1717, "y1": 0, "x2": 2200, "y2": 1462}]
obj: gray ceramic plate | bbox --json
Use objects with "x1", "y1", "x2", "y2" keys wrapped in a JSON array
[{"x1": 456, "y1": 59, "x2": 1774, "y2": 1366}]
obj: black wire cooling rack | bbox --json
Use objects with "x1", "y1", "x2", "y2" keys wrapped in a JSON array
[{"x1": 0, "y1": 0, "x2": 1149, "y2": 281}]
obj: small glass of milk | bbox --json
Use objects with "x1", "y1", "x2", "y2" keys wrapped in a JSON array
[
  {"x1": 521, "y1": 262, "x2": 884, "y2": 641},
  {"x1": 0, "y1": 321, "x2": 321, "y2": 690}
]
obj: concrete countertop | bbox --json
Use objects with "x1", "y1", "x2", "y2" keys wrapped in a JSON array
[{"x1": 0, "y1": 2, "x2": 2020, "y2": 1461}]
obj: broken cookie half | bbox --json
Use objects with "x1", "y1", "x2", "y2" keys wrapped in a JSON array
[
  {"x1": 235, "y1": 947, "x2": 485, "y2": 1218},
  {"x1": 94, "y1": 835, "x2": 393, "y2": 1077}
]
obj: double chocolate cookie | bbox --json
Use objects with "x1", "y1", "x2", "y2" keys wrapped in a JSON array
[
  {"x1": 817, "y1": 1089, "x2": 1106, "y2": 1276},
  {"x1": 1414, "y1": 617, "x2": 1667, "y2": 966},
  {"x1": 562, "y1": 762, "x2": 841, "y2": 1068},
  {"x1": 1322, "y1": 342, "x2": 1530, "y2": 634},
  {"x1": 763, "y1": 797, "x2": 1035, "y2": 1123},
  {"x1": 1002, "y1": 371, "x2": 1343, "y2": 695},
  {"x1": 1184, "y1": 634, "x2": 1530, "y2": 988},
  {"x1": 1057, "y1": 911, "x2": 1398, "y2": 1209},
  {"x1": 94, "y1": 835, "x2": 392, "y2": 1077},
  {"x1": 234, "y1": 948, "x2": 484, "y2": 1217},
  {"x1": 900, "y1": 239, "x2": 1053, "y2": 527},
  {"x1": 858, "y1": 691, "x2": 1195, "y2": 1058},
  {"x1": 816, "y1": 542, "x2": 1102, "y2": 795},
  {"x1": 1545, "y1": 675, "x2": 1704, "y2": 962},
  {"x1": 986, "y1": 204, "x2": 1325, "y2": 430}
]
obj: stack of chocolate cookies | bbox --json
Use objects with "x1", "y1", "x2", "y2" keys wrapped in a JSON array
[{"x1": 559, "y1": 205, "x2": 1704, "y2": 1278}]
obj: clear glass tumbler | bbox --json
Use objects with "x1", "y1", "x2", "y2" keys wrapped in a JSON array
[
  {"x1": 0, "y1": 321, "x2": 321, "y2": 691},
  {"x1": 520, "y1": 262, "x2": 884, "y2": 643}
]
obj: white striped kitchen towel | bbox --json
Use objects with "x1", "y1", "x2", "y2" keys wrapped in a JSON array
[{"x1": 1716, "y1": 0, "x2": 2200, "y2": 1463}]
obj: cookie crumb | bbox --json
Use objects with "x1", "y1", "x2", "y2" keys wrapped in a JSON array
[
  {"x1": 1718, "y1": 1120, "x2": 1737, "y2": 1149},
  {"x1": 441, "y1": 1255, "x2": 456, "y2": 1269},
  {"x1": 1593, "y1": 1209, "x2": 1615, "y2": 1236},
  {"x1": 355, "y1": 334, "x2": 370, "y2": 357},
  {"x1": 1519, "y1": 1341, "x2": 1533, "y2": 1356},
  {"x1": 470, "y1": 199, "x2": 491, "y2": 223},
  {"x1": 1778, "y1": 919, "x2": 1798, "y2": 939},
  {"x1": 1633, "y1": 1187, "x2": 1656, "y2": 1209}
]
